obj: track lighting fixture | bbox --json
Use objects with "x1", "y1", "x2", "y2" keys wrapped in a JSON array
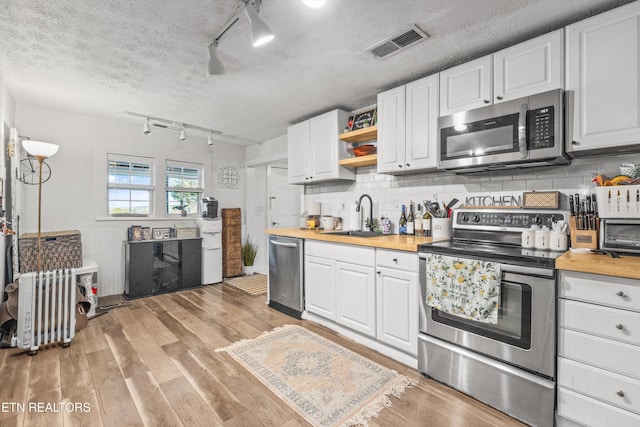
[
  {"x1": 125, "y1": 111, "x2": 222, "y2": 144},
  {"x1": 207, "y1": 0, "x2": 274, "y2": 75},
  {"x1": 244, "y1": 3, "x2": 274, "y2": 47},
  {"x1": 208, "y1": 42, "x2": 226, "y2": 75},
  {"x1": 143, "y1": 118, "x2": 151, "y2": 135}
]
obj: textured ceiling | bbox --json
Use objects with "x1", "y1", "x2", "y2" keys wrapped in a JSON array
[{"x1": 0, "y1": 0, "x2": 633, "y2": 145}]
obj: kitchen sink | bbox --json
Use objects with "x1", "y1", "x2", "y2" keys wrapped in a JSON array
[{"x1": 323, "y1": 230, "x2": 384, "y2": 238}]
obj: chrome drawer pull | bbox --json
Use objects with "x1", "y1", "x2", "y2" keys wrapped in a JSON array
[
  {"x1": 616, "y1": 324, "x2": 624, "y2": 330},
  {"x1": 616, "y1": 290, "x2": 625, "y2": 297},
  {"x1": 617, "y1": 390, "x2": 625, "y2": 397},
  {"x1": 393, "y1": 258, "x2": 398, "y2": 263}
]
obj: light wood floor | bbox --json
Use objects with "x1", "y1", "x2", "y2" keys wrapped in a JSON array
[{"x1": 0, "y1": 283, "x2": 525, "y2": 427}]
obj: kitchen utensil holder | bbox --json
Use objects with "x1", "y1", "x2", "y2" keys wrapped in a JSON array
[
  {"x1": 569, "y1": 216, "x2": 599, "y2": 249},
  {"x1": 594, "y1": 184, "x2": 640, "y2": 218}
]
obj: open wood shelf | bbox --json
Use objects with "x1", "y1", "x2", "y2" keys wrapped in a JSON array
[
  {"x1": 339, "y1": 154, "x2": 377, "y2": 167},
  {"x1": 339, "y1": 125, "x2": 378, "y2": 143}
]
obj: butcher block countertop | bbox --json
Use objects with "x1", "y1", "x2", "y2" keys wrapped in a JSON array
[
  {"x1": 265, "y1": 228, "x2": 439, "y2": 252},
  {"x1": 556, "y1": 250, "x2": 640, "y2": 280}
]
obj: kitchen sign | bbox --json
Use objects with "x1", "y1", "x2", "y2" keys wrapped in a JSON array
[{"x1": 464, "y1": 195, "x2": 522, "y2": 207}]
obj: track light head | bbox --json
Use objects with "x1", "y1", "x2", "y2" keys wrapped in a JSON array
[
  {"x1": 207, "y1": 131, "x2": 214, "y2": 146},
  {"x1": 179, "y1": 127, "x2": 187, "y2": 141},
  {"x1": 245, "y1": 3, "x2": 274, "y2": 47},
  {"x1": 143, "y1": 118, "x2": 151, "y2": 135},
  {"x1": 207, "y1": 42, "x2": 226, "y2": 75}
]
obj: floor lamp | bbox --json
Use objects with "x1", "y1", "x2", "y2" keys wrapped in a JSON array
[{"x1": 22, "y1": 140, "x2": 59, "y2": 272}]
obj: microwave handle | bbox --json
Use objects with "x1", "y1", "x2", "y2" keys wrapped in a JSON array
[{"x1": 518, "y1": 103, "x2": 528, "y2": 159}]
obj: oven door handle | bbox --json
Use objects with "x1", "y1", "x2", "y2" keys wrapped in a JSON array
[{"x1": 419, "y1": 253, "x2": 553, "y2": 278}]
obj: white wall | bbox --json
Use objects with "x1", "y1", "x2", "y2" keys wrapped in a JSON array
[
  {"x1": 15, "y1": 104, "x2": 246, "y2": 296},
  {"x1": 245, "y1": 134, "x2": 288, "y2": 275}
]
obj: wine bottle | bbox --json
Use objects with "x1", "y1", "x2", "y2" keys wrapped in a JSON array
[
  {"x1": 399, "y1": 205, "x2": 407, "y2": 235},
  {"x1": 422, "y1": 203, "x2": 432, "y2": 237},
  {"x1": 407, "y1": 201, "x2": 415, "y2": 235},
  {"x1": 415, "y1": 204, "x2": 423, "y2": 236}
]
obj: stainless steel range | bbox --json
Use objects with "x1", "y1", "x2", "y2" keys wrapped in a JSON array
[{"x1": 418, "y1": 208, "x2": 569, "y2": 427}]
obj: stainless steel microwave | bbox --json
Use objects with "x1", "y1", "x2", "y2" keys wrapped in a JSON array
[
  {"x1": 601, "y1": 219, "x2": 640, "y2": 254},
  {"x1": 437, "y1": 89, "x2": 570, "y2": 172}
]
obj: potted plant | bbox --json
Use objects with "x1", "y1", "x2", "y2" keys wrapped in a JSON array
[{"x1": 241, "y1": 236, "x2": 258, "y2": 275}]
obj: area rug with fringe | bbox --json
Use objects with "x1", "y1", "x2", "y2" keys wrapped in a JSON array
[
  {"x1": 216, "y1": 324, "x2": 417, "y2": 427},
  {"x1": 224, "y1": 273, "x2": 267, "y2": 296}
]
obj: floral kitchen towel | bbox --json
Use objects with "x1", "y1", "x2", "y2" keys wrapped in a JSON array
[{"x1": 424, "y1": 254, "x2": 501, "y2": 324}]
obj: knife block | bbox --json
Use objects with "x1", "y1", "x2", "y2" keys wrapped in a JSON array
[{"x1": 569, "y1": 216, "x2": 599, "y2": 249}]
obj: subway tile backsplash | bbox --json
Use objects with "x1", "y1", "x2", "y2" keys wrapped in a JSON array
[{"x1": 304, "y1": 153, "x2": 640, "y2": 230}]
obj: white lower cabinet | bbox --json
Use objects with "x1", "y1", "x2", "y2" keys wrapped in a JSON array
[
  {"x1": 557, "y1": 271, "x2": 640, "y2": 426},
  {"x1": 303, "y1": 242, "x2": 419, "y2": 362},
  {"x1": 376, "y1": 265, "x2": 418, "y2": 356},
  {"x1": 304, "y1": 241, "x2": 376, "y2": 337},
  {"x1": 304, "y1": 254, "x2": 336, "y2": 320},
  {"x1": 335, "y1": 261, "x2": 376, "y2": 336}
]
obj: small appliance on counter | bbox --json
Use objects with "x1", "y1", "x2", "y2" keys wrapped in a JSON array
[
  {"x1": 593, "y1": 183, "x2": 640, "y2": 255},
  {"x1": 305, "y1": 201, "x2": 321, "y2": 229},
  {"x1": 202, "y1": 197, "x2": 219, "y2": 218}
]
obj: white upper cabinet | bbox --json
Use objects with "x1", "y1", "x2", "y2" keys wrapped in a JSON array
[
  {"x1": 287, "y1": 109, "x2": 355, "y2": 185},
  {"x1": 440, "y1": 56, "x2": 492, "y2": 116},
  {"x1": 440, "y1": 29, "x2": 564, "y2": 116},
  {"x1": 377, "y1": 74, "x2": 439, "y2": 174},
  {"x1": 493, "y1": 29, "x2": 564, "y2": 103},
  {"x1": 566, "y1": 1, "x2": 640, "y2": 156}
]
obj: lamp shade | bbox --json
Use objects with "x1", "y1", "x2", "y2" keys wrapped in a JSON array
[
  {"x1": 244, "y1": 5, "x2": 274, "y2": 47},
  {"x1": 208, "y1": 42, "x2": 226, "y2": 75},
  {"x1": 22, "y1": 140, "x2": 59, "y2": 158}
]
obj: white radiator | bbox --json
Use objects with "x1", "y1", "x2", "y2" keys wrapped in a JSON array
[{"x1": 16, "y1": 269, "x2": 77, "y2": 355}]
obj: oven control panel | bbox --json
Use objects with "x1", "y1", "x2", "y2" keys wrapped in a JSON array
[{"x1": 455, "y1": 210, "x2": 568, "y2": 230}]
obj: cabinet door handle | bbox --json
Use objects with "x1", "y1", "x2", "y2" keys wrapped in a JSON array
[
  {"x1": 377, "y1": 271, "x2": 381, "y2": 276},
  {"x1": 392, "y1": 258, "x2": 398, "y2": 263},
  {"x1": 406, "y1": 163, "x2": 410, "y2": 167},
  {"x1": 617, "y1": 390, "x2": 625, "y2": 397},
  {"x1": 616, "y1": 290, "x2": 625, "y2": 297},
  {"x1": 398, "y1": 164, "x2": 403, "y2": 168},
  {"x1": 572, "y1": 141, "x2": 581, "y2": 145},
  {"x1": 496, "y1": 96, "x2": 503, "y2": 100},
  {"x1": 616, "y1": 323, "x2": 624, "y2": 330},
  {"x1": 483, "y1": 99, "x2": 490, "y2": 104}
]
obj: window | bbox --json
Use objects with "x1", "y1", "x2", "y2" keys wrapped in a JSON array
[
  {"x1": 107, "y1": 154, "x2": 154, "y2": 216},
  {"x1": 166, "y1": 161, "x2": 204, "y2": 215}
]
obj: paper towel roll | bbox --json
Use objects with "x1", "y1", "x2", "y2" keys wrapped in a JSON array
[
  {"x1": 308, "y1": 201, "x2": 321, "y2": 216},
  {"x1": 349, "y1": 201, "x2": 361, "y2": 231}
]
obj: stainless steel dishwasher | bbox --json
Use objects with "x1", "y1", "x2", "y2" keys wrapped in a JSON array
[{"x1": 268, "y1": 235, "x2": 304, "y2": 318}]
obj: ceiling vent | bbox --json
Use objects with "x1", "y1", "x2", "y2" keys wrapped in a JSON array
[{"x1": 366, "y1": 25, "x2": 429, "y2": 59}]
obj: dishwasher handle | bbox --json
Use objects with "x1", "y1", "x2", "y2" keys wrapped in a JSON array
[{"x1": 270, "y1": 240, "x2": 298, "y2": 248}]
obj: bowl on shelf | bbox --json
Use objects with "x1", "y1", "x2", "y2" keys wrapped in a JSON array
[{"x1": 352, "y1": 144, "x2": 377, "y2": 157}]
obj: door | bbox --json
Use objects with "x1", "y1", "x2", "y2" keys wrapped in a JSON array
[
  {"x1": 440, "y1": 55, "x2": 492, "y2": 115},
  {"x1": 376, "y1": 267, "x2": 418, "y2": 355},
  {"x1": 566, "y1": 1, "x2": 640, "y2": 154},
  {"x1": 335, "y1": 261, "x2": 376, "y2": 337},
  {"x1": 377, "y1": 85, "x2": 406, "y2": 173},
  {"x1": 287, "y1": 121, "x2": 309, "y2": 184},
  {"x1": 267, "y1": 166, "x2": 301, "y2": 228},
  {"x1": 493, "y1": 29, "x2": 563, "y2": 103},
  {"x1": 405, "y1": 74, "x2": 439, "y2": 171},
  {"x1": 304, "y1": 255, "x2": 336, "y2": 320}
]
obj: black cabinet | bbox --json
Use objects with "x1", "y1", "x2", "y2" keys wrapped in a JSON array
[{"x1": 124, "y1": 238, "x2": 202, "y2": 299}]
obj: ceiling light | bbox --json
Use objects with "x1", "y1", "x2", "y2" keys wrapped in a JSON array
[
  {"x1": 302, "y1": 0, "x2": 326, "y2": 8},
  {"x1": 179, "y1": 126, "x2": 187, "y2": 141},
  {"x1": 244, "y1": 3, "x2": 274, "y2": 47},
  {"x1": 207, "y1": 131, "x2": 214, "y2": 146},
  {"x1": 208, "y1": 42, "x2": 226, "y2": 75},
  {"x1": 143, "y1": 118, "x2": 151, "y2": 134}
]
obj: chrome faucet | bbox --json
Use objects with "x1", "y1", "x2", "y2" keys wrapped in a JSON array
[{"x1": 356, "y1": 194, "x2": 374, "y2": 231}]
